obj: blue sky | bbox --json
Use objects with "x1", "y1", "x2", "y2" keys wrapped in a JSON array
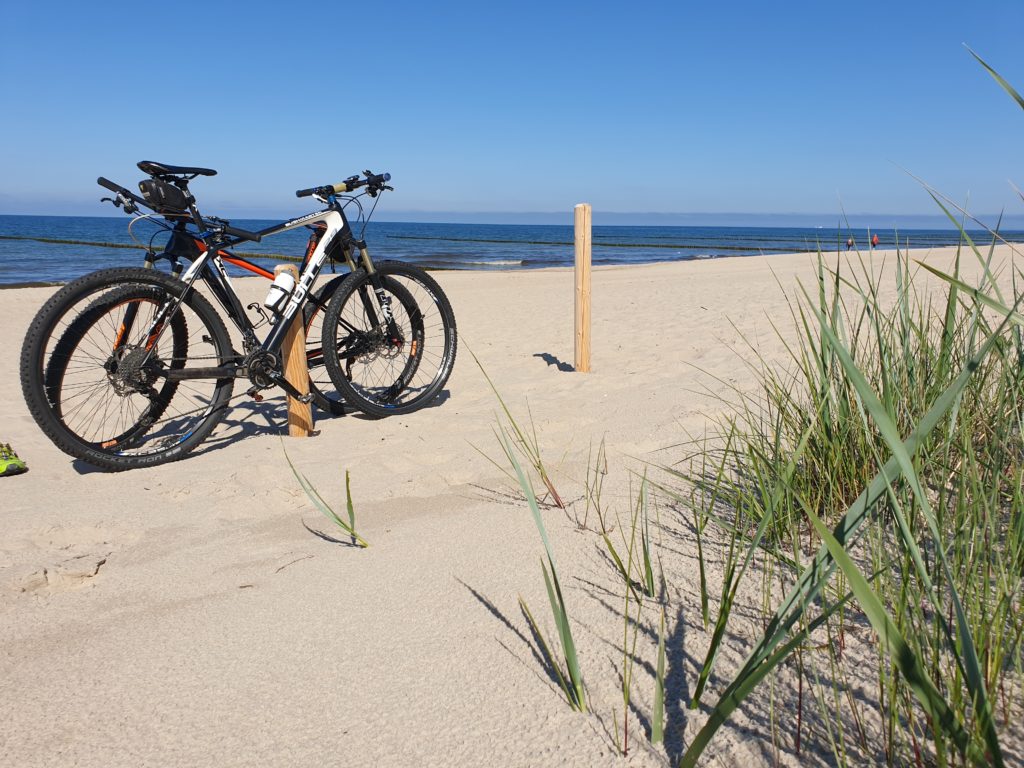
[{"x1": 2, "y1": 1, "x2": 1023, "y2": 225}]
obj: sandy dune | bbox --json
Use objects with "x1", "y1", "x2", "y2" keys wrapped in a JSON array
[{"x1": 2, "y1": 245, "x2": 1018, "y2": 766}]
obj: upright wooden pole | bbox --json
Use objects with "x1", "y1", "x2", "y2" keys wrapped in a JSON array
[
  {"x1": 275, "y1": 264, "x2": 314, "y2": 436},
  {"x1": 574, "y1": 203, "x2": 592, "y2": 372}
]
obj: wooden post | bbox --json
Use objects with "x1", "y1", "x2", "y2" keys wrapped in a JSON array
[
  {"x1": 275, "y1": 264, "x2": 314, "y2": 436},
  {"x1": 574, "y1": 203, "x2": 592, "y2": 372}
]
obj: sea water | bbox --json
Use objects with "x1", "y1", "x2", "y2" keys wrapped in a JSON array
[{"x1": 0, "y1": 214, "x2": 1017, "y2": 286}]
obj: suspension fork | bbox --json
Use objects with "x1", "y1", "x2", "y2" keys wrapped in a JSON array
[
  {"x1": 329, "y1": 202, "x2": 401, "y2": 341},
  {"x1": 336, "y1": 234, "x2": 397, "y2": 339},
  {"x1": 358, "y1": 268, "x2": 405, "y2": 344}
]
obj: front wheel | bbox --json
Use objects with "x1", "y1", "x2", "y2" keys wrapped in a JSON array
[{"x1": 320, "y1": 261, "x2": 457, "y2": 417}]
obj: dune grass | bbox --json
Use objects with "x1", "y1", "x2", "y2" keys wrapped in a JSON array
[
  {"x1": 283, "y1": 442, "x2": 369, "y2": 548},
  {"x1": 503, "y1": 430, "x2": 587, "y2": 712},
  {"x1": 655, "y1": 50, "x2": 1024, "y2": 766},
  {"x1": 661, "y1": 234, "x2": 1023, "y2": 765}
]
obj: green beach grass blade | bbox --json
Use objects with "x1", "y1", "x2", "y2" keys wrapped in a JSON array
[
  {"x1": 344, "y1": 471, "x2": 359, "y2": 546},
  {"x1": 917, "y1": 262, "x2": 1024, "y2": 327},
  {"x1": 282, "y1": 442, "x2": 369, "y2": 548},
  {"x1": 542, "y1": 554, "x2": 586, "y2": 712},
  {"x1": 967, "y1": 46, "x2": 1024, "y2": 111},
  {"x1": 936, "y1": 246, "x2": 962, "y2": 388},
  {"x1": 602, "y1": 532, "x2": 642, "y2": 602},
  {"x1": 639, "y1": 479, "x2": 656, "y2": 598},
  {"x1": 519, "y1": 594, "x2": 575, "y2": 706},
  {"x1": 502, "y1": 430, "x2": 586, "y2": 711}
]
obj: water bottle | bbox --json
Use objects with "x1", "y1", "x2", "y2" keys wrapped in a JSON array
[{"x1": 264, "y1": 271, "x2": 296, "y2": 318}]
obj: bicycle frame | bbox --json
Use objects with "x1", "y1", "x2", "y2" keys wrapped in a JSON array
[
  {"x1": 179, "y1": 208, "x2": 354, "y2": 355},
  {"x1": 103, "y1": 172, "x2": 399, "y2": 398}
]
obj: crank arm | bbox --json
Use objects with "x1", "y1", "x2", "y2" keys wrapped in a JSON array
[{"x1": 266, "y1": 370, "x2": 314, "y2": 403}]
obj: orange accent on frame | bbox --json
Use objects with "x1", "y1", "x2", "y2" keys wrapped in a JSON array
[
  {"x1": 145, "y1": 321, "x2": 165, "y2": 351},
  {"x1": 192, "y1": 238, "x2": 276, "y2": 279},
  {"x1": 222, "y1": 256, "x2": 274, "y2": 279},
  {"x1": 113, "y1": 322, "x2": 128, "y2": 351}
]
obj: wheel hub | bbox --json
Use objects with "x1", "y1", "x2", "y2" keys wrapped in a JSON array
[
  {"x1": 355, "y1": 330, "x2": 404, "y2": 364},
  {"x1": 106, "y1": 346, "x2": 163, "y2": 396}
]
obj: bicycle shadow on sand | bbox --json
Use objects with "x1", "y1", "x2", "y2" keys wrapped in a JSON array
[
  {"x1": 70, "y1": 389, "x2": 453, "y2": 474},
  {"x1": 68, "y1": 398, "x2": 319, "y2": 475}
]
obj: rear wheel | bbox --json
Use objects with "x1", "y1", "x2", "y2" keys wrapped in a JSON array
[
  {"x1": 43, "y1": 284, "x2": 191, "y2": 451},
  {"x1": 20, "y1": 267, "x2": 235, "y2": 471},
  {"x1": 320, "y1": 261, "x2": 457, "y2": 418}
]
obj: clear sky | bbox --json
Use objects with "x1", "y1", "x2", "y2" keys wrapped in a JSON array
[{"x1": 2, "y1": 1, "x2": 1022, "y2": 225}]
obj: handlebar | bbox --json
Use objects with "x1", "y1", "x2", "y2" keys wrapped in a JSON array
[
  {"x1": 97, "y1": 176, "x2": 262, "y2": 242},
  {"x1": 295, "y1": 171, "x2": 391, "y2": 198}
]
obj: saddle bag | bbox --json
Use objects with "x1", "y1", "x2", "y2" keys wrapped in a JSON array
[{"x1": 138, "y1": 178, "x2": 192, "y2": 214}]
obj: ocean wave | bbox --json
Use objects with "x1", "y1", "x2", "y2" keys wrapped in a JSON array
[{"x1": 461, "y1": 259, "x2": 524, "y2": 266}]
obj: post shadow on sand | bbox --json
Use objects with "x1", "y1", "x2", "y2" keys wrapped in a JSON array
[{"x1": 533, "y1": 352, "x2": 575, "y2": 373}]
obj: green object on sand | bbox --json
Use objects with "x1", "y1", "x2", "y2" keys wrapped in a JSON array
[{"x1": 0, "y1": 443, "x2": 27, "y2": 477}]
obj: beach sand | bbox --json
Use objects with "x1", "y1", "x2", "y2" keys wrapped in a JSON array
[{"x1": 1, "y1": 245, "x2": 1019, "y2": 766}]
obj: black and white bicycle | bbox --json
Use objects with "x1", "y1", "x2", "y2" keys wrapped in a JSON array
[{"x1": 20, "y1": 161, "x2": 457, "y2": 471}]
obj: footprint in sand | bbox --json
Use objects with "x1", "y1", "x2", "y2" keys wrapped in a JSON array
[{"x1": 18, "y1": 552, "x2": 110, "y2": 594}]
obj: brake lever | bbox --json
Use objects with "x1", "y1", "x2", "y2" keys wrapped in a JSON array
[{"x1": 104, "y1": 192, "x2": 139, "y2": 214}]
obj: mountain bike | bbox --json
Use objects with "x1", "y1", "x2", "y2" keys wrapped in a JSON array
[
  {"x1": 124, "y1": 203, "x2": 362, "y2": 417},
  {"x1": 20, "y1": 161, "x2": 457, "y2": 471}
]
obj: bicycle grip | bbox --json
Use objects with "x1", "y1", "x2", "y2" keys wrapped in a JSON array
[
  {"x1": 98, "y1": 177, "x2": 149, "y2": 206},
  {"x1": 97, "y1": 177, "x2": 123, "y2": 194},
  {"x1": 295, "y1": 186, "x2": 320, "y2": 198}
]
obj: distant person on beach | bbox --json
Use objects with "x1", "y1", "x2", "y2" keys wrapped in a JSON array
[
  {"x1": 871, "y1": 233, "x2": 879, "y2": 249},
  {"x1": 846, "y1": 237, "x2": 853, "y2": 251}
]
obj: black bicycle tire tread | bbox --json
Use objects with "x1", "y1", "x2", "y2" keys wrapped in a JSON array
[
  {"x1": 20, "y1": 267, "x2": 235, "y2": 471},
  {"x1": 320, "y1": 261, "x2": 457, "y2": 418}
]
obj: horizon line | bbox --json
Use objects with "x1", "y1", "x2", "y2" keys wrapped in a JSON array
[{"x1": 3, "y1": 209, "x2": 1023, "y2": 228}]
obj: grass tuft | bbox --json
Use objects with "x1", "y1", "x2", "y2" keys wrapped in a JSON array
[{"x1": 283, "y1": 440, "x2": 369, "y2": 548}]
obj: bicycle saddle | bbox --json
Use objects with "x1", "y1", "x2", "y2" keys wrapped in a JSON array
[{"x1": 137, "y1": 161, "x2": 217, "y2": 177}]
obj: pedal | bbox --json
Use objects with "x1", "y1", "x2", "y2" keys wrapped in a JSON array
[{"x1": 246, "y1": 386, "x2": 264, "y2": 402}]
